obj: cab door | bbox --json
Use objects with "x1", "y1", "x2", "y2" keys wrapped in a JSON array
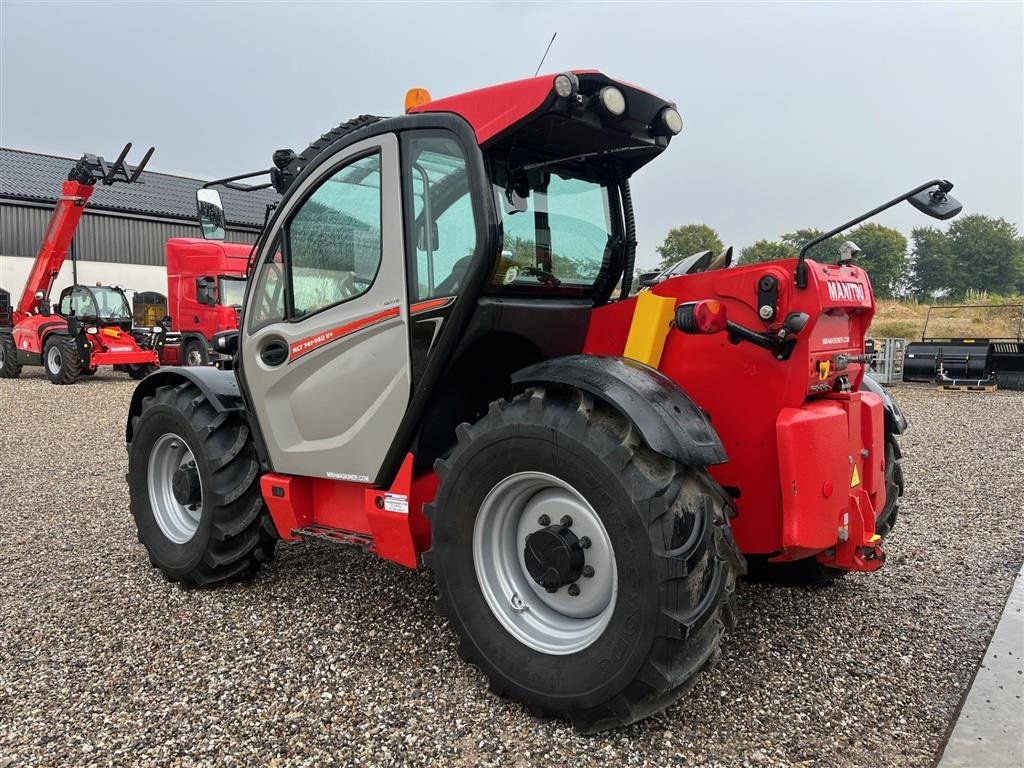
[{"x1": 240, "y1": 134, "x2": 409, "y2": 482}]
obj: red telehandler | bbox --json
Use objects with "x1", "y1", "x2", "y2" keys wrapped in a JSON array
[
  {"x1": 0, "y1": 144, "x2": 166, "y2": 384},
  {"x1": 124, "y1": 72, "x2": 960, "y2": 731}
]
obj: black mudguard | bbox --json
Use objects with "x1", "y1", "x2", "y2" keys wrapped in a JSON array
[
  {"x1": 512, "y1": 355, "x2": 727, "y2": 467},
  {"x1": 860, "y1": 374, "x2": 908, "y2": 435},
  {"x1": 125, "y1": 366, "x2": 245, "y2": 443}
]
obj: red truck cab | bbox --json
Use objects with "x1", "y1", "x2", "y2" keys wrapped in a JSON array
[{"x1": 163, "y1": 238, "x2": 249, "y2": 365}]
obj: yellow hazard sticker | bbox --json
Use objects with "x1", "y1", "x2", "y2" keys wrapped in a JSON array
[{"x1": 851, "y1": 465, "x2": 861, "y2": 487}]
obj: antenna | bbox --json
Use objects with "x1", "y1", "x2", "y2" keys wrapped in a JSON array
[{"x1": 533, "y1": 32, "x2": 557, "y2": 77}]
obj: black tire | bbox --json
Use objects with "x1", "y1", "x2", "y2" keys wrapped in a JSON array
[
  {"x1": 128, "y1": 363, "x2": 158, "y2": 380},
  {"x1": 0, "y1": 333, "x2": 21, "y2": 378},
  {"x1": 272, "y1": 115, "x2": 382, "y2": 194},
  {"x1": 128, "y1": 382, "x2": 277, "y2": 588},
  {"x1": 181, "y1": 336, "x2": 209, "y2": 367},
  {"x1": 425, "y1": 386, "x2": 744, "y2": 732},
  {"x1": 80, "y1": 367, "x2": 96, "y2": 376},
  {"x1": 43, "y1": 335, "x2": 82, "y2": 384},
  {"x1": 874, "y1": 434, "x2": 903, "y2": 538}
]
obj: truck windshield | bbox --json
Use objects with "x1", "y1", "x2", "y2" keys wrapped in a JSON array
[
  {"x1": 487, "y1": 159, "x2": 617, "y2": 295},
  {"x1": 88, "y1": 287, "x2": 131, "y2": 321},
  {"x1": 219, "y1": 277, "x2": 246, "y2": 307}
]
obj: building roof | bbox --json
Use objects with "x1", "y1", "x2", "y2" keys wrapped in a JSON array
[{"x1": 0, "y1": 147, "x2": 279, "y2": 228}]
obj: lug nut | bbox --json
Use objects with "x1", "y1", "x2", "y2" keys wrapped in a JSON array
[
  {"x1": 538, "y1": 514, "x2": 550, "y2": 527},
  {"x1": 579, "y1": 536, "x2": 591, "y2": 549},
  {"x1": 582, "y1": 565, "x2": 594, "y2": 578},
  {"x1": 560, "y1": 515, "x2": 573, "y2": 527},
  {"x1": 567, "y1": 584, "x2": 580, "y2": 596}
]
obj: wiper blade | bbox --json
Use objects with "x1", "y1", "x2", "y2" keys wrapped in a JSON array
[{"x1": 518, "y1": 145, "x2": 654, "y2": 174}]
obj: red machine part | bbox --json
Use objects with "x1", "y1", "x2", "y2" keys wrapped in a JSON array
[
  {"x1": 260, "y1": 454, "x2": 436, "y2": 569},
  {"x1": 585, "y1": 257, "x2": 883, "y2": 567},
  {"x1": 13, "y1": 181, "x2": 95, "y2": 323}
]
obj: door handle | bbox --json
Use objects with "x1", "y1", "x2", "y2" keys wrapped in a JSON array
[{"x1": 260, "y1": 338, "x2": 289, "y2": 367}]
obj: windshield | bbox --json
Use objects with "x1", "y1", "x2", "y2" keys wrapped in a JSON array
[
  {"x1": 219, "y1": 277, "x2": 247, "y2": 307},
  {"x1": 88, "y1": 287, "x2": 131, "y2": 320},
  {"x1": 488, "y1": 159, "x2": 617, "y2": 294}
]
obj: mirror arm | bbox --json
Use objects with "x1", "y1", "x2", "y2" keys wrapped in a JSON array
[
  {"x1": 202, "y1": 169, "x2": 273, "y2": 191},
  {"x1": 795, "y1": 178, "x2": 949, "y2": 288}
]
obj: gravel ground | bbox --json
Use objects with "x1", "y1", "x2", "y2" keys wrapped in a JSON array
[{"x1": 1, "y1": 370, "x2": 1022, "y2": 768}]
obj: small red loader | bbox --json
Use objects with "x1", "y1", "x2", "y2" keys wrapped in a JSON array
[
  {"x1": 125, "y1": 72, "x2": 960, "y2": 731},
  {"x1": 0, "y1": 144, "x2": 166, "y2": 384}
]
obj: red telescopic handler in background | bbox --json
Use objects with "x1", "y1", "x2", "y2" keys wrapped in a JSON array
[
  {"x1": 0, "y1": 144, "x2": 166, "y2": 384},
  {"x1": 124, "y1": 72, "x2": 962, "y2": 731}
]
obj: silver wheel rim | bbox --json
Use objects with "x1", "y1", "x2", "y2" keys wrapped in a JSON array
[
  {"x1": 186, "y1": 348, "x2": 203, "y2": 366},
  {"x1": 0, "y1": 343, "x2": 5, "y2": 367},
  {"x1": 473, "y1": 471, "x2": 617, "y2": 655},
  {"x1": 148, "y1": 433, "x2": 203, "y2": 544},
  {"x1": 46, "y1": 345, "x2": 62, "y2": 374}
]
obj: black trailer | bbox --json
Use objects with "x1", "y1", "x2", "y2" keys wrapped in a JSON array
[{"x1": 903, "y1": 304, "x2": 1024, "y2": 390}]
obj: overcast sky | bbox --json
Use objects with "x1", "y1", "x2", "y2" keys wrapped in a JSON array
[{"x1": 2, "y1": 1, "x2": 1021, "y2": 269}]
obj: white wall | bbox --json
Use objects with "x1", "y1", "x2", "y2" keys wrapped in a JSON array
[{"x1": 0, "y1": 254, "x2": 169, "y2": 304}]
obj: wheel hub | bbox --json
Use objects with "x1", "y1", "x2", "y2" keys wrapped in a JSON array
[
  {"x1": 524, "y1": 524, "x2": 585, "y2": 592},
  {"x1": 171, "y1": 464, "x2": 201, "y2": 507}
]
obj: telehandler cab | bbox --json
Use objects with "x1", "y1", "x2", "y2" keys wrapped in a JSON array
[{"x1": 125, "y1": 71, "x2": 960, "y2": 731}]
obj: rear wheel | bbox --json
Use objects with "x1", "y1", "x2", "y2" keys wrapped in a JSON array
[
  {"x1": 426, "y1": 386, "x2": 744, "y2": 732},
  {"x1": 128, "y1": 382, "x2": 277, "y2": 588},
  {"x1": 0, "y1": 333, "x2": 21, "y2": 378},
  {"x1": 44, "y1": 335, "x2": 81, "y2": 384}
]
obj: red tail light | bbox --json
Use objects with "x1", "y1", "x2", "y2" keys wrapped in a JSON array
[{"x1": 675, "y1": 300, "x2": 728, "y2": 334}]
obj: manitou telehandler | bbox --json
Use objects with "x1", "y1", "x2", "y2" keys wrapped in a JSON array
[
  {"x1": 125, "y1": 72, "x2": 960, "y2": 731},
  {"x1": 0, "y1": 144, "x2": 165, "y2": 384}
]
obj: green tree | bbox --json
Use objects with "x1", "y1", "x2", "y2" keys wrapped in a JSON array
[
  {"x1": 780, "y1": 228, "x2": 846, "y2": 264},
  {"x1": 947, "y1": 215, "x2": 1024, "y2": 296},
  {"x1": 910, "y1": 226, "x2": 954, "y2": 299},
  {"x1": 844, "y1": 223, "x2": 908, "y2": 299},
  {"x1": 738, "y1": 239, "x2": 796, "y2": 265},
  {"x1": 656, "y1": 224, "x2": 724, "y2": 269}
]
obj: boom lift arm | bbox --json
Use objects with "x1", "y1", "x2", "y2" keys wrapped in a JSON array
[{"x1": 15, "y1": 143, "x2": 154, "y2": 321}]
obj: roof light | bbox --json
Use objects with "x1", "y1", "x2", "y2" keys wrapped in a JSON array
[
  {"x1": 405, "y1": 88, "x2": 432, "y2": 113},
  {"x1": 659, "y1": 107, "x2": 684, "y2": 135},
  {"x1": 597, "y1": 86, "x2": 626, "y2": 117},
  {"x1": 675, "y1": 300, "x2": 728, "y2": 334},
  {"x1": 553, "y1": 72, "x2": 579, "y2": 99}
]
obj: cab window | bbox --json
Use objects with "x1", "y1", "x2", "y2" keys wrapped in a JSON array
[
  {"x1": 405, "y1": 135, "x2": 477, "y2": 301},
  {"x1": 489, "y1": 161, "x2": 616, "y2": 293},
  {"x1": 248, "y1": 151, "x2": 383, "y2": 331}
]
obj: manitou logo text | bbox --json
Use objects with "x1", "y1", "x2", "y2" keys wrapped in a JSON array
[{"x1": 826, "y1": 280, "x2": 866, "y2": 303}]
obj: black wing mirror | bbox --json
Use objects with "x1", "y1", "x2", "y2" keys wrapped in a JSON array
[
  {"x1": 908, "y1": 184, "x2": 963, "y2": 221},
  {"x1": 196, "y1": 189, "x2": 226, "y2": 240}
]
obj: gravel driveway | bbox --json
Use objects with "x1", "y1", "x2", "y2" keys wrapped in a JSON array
[{"x1": 1, "y1": 370, "x2": 1021, "y2": 768}]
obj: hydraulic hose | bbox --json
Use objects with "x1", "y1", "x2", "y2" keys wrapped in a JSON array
[{"x1": 619, "y1": 179, "x2": 638, "y2": 298}]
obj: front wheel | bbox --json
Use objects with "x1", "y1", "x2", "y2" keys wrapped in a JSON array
[
  {"x1": 128, "y1": 382, "x2": 277, "y2": 587},
  {"x1": 127, "y1": 363, "x2": 158, "y2": 380},
  {"x1": 44, "y1": 335, "x2": 82, "y2": 384},
  {"x1": 426, "y1": 386, "x2": 744, "y2": 732},
  {"x1": 0, "y1": 333, "x2": 22, "y2": 378}
]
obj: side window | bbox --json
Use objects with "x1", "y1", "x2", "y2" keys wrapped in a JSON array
[
  {"x1": 289, "y1": 152, "x2": 382, "y2": 320},
  {"x1": 249, "y1": 237, "x2": 285, "y2": 330},
  {"x1": 407, "y1": 136, "x2": 476, "y2": 301},
  {"x1": 247, "y1": 152, "x2": 382, "y2": 332},
  {"x1": 60, "y1": 292, "x2": 72, "y2": 315}
]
